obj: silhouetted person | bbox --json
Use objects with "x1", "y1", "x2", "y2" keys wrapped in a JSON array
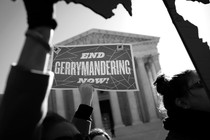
[{"x1": 154, "y1": 70, "x2": 210, "y2": 140}]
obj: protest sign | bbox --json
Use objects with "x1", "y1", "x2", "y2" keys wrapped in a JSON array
[{"x1": 51, "y1": 44, "x2": 139, "y2": 91}]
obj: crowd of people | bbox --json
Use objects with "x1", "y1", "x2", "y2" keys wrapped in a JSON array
[{"x1": 0, "y1": 0, "x2": 210, "y2": 140}]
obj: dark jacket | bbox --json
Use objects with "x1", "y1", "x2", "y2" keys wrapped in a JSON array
[
  {"x1": 41, "y1": 105, "x2": 93, "y2": 140},
  {"x1": 163, "y1": 109, "x2": 210, "y2": 140},
  {"x1": 0, "y1": 65, "x2": 92, "y2": 140}
]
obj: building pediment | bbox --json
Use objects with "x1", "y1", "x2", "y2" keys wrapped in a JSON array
[{"x1": 55, "y1": 28, "x2": 159, "y2": 46}]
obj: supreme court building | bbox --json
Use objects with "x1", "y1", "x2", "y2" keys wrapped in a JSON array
[{"x1": 48, "y1": 28, "x2": 162, "y2": 130}]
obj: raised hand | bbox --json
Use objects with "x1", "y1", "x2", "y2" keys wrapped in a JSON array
[{"x1": 79, "y1": 83, "x2": 94, "y2": 106}]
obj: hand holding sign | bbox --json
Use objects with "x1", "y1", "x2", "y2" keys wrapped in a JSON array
[
  {"x1": 79, "y1": 83, "x2": 94, "y2": 106},
  {"x1": 52, "y1": 44, "x2": 138, "y2": 91}
]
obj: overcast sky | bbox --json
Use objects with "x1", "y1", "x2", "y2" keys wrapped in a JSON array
[{"x1": 0, "y1": 0, "x2": 209, "y2": 93}]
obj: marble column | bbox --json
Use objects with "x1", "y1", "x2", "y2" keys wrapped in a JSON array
[
  {"x1": 92, "y1": 90, "x2": 103, "y2": 128},
  {"x1": 148, "y1": 58, "x2": 157, "y2": 81},
  {"x1": 146, "y1": 64, "x2": 160, "y2": 118},
  {"x1": 109, "y1": 91, "x2": 124, "y2": 128},
  {"x1": 152, "y1": 54, "x2": 161, "y2": 73},
  {"x1": 136, "y1": 57, "x2": 158, "y2": 122},
  {"x1": 55, "y1": 90, "x2": 66, "y2": 118},
  {"x1": 72, "y1": 89, "x2": 81, "y2": 111},
  {"x1": 148, "y1": 58, "x2": 162, "y2": 119},
  {"x1": 62, "y1": 90, "x2": 75, "y2": 121},
  {"x1": 126, "y1": 91, "x2": 142, "y2": 125},
  {"x1": 48, "y1": 90, "x2": 57, "y2": 112}
]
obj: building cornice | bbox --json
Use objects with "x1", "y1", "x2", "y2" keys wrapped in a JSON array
[{"x1": 55, "y1": 28, "x2": 160, "y2": 46}]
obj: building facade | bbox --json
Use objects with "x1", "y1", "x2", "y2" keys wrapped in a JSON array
[{"x1": 48, "y1": 29, "x2": 162, "y2": 131}]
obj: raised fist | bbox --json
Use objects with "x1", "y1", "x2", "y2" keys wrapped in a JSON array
[{"x1": 79, "y1": 83, "x2": 94, "y2": 106}]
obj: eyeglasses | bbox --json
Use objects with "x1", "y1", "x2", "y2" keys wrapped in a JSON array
[{"x1": 188, "y1": 80, "x2": 204, "y2": 90}]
